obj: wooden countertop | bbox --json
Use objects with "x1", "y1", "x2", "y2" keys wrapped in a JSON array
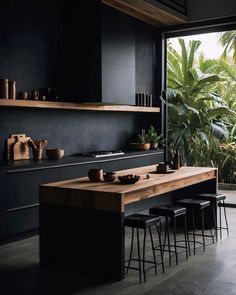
[{"x1": 40, "y1": 165, "x2": 217, "y2": 213}]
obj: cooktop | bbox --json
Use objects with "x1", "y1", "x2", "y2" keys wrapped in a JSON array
[{"x1": 73, "y1": 150, "x2": 125, "y2": 158}]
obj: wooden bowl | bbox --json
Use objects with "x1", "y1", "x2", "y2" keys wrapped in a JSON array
[
  {"x1": 103, "y1": 172, "x2": 116, "y2": 182},
  {"x1": 46, "y1": 148, "x2": 64, "y2": 160},
  {"x1": 129, "y1": 143, "x2": 150, "y2": 151}
]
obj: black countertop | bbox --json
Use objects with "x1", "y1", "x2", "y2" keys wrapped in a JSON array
[{"x1": 1, "y1": 149, "x2": 163, "y2": 173}]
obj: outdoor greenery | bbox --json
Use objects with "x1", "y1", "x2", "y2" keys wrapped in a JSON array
[{"x1": 167, "y1": 32, "x2": 236, "y2": 183}]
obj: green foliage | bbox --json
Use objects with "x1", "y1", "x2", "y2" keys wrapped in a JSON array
[
  {"x1": 167, "y1": 37, "x2": 236, "y2": 182},
  {"x1": 146, "y1": 125, "x2": 163, "y2": 143},
  {"x1": 137, "y1": 129, "x2": 149, "y2": 144}
]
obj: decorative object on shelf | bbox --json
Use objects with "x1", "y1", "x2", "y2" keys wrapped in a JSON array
[
  {"x1": 46, "y1": 148, "x2": 64, "y2": 160},
  {"x1": 9, "y1": 81, "x2": 16, "y2": 99},
  {"x1": 18, "y1": 91, "x2": 28, "y2": 100},
  {"x1": 156, "y1": 162, "x2": 169, "y2": 173},
  {"x1": 173, "y1": 149, "x2": 183, "y2": 170},
  {"x1": 29, "y1": 139, "x2": 48, "y2": 160},
  {"x1": 0, "y1": 78, "x2": 9, "y2": 99},
  {"x1": 39, "y1": 95, "x2": 46, "y2": 101},
  {"x1": 129, "y1": 128, "x2": 150, "y2": 151},
  {"x1": 103, "y1": 172, "x2": 116, "y2": 182},
  {"x1": 88, "y1": 169, "x2": 103, "y2": 182},
  {"x1": 146, "y1": 125, "x2": 164, "y2": 149},
  {"x1": 118, "y1": 174, "x2": 140, "y2": 184},
  {"x1": 6, "y1": 133, "x2": 31, "y2": 160},
  {"x1": 135, "y1": 85, "x2": 153, "y2": 107},
  {"x1": 31, "y1": 90, "x2": 39, "y2": 100}
]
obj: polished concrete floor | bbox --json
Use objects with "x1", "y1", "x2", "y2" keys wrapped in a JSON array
[{"x1": 0, "y1": 198, "x2": 236, "y2": 294}]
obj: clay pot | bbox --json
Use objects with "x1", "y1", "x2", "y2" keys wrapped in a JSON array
[
  {"x1": 129, "y1": 143, "x2": 150, "y2": 151},
  {"x1": 88, "y1": 169, "x2": 103, "y2": 182}
]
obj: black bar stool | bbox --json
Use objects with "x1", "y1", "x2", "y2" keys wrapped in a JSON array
[
  {"x1": 149, "y1": 205, "x2": 189, "y2": 266},
  {"x1": 175, "y1": 198, "x2": 211, "y2": 255},
  {"x1": 197, "y1": 193, "x2": 229, "y2": 241},
  {"x1": 124, "y1": 214, "x2": 164, "y2": 283}
]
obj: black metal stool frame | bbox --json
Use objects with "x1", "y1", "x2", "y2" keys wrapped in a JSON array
[
  {"x1": 125, "y1": 222, "x2": 164, "y2": 283},
  {"x1": 217, "y1": 199, "x2": 229, "y2": 240},
  {"x1": 186, "y1": 206, "x2": 216, "y2": 255},
  {"x1": 161, "y1": 214, "x2": 189, "y2": 266}
]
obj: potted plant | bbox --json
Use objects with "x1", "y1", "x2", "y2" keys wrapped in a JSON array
[
  {"x1": 147, "y1": 125, "x2": 164, "y2": 149},
  {"x1": 129, "y1": 129, "x2": 150, "y2": 151}
]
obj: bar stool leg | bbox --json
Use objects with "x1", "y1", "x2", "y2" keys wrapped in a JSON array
[
  {"x1": 127, "y1": 227, "x2": 134, "y2": 274},
  {"x1": 209, "y1": 205, "x2": 215, "y2": 244},
  {"x1": 184, "y1": 214, "x2": 189, "y2": 258},
  {"x1": 142, "y1": 229, "x2": 147, "y2": 282},
  {"x1": 201, "y1": 209, "x2": 206, "y2": 251},
  {"x1": 163, "y1": 217, "x2": 167, "y2": 252},
  {"x1": 166, "y1": 216, "x2": 172, "y2": 266},
  {"x1": 149, "y1": 226, "x2": 157, "y2": 275},
  {"x1": 219, "y1": 203, "x2": 222, "y2": 239},
  {"x1": 212, "y1": 203, "x2": 218, "y2": 242},
  {"x1": 156, "y1": 224, "x2": 165, "y2": 273},
  {"x1": 223, "y1": 200, "x2": 229, "y2": 235},
  {"x1": 192, "y1": 209, "x2": 196, "y2": 255},
  {"x1": 173, "y1": 217, "x2": 178, "y2": 265},
  {"x1": 136, "y1": 228, "x2": 142, "y2": 283}
]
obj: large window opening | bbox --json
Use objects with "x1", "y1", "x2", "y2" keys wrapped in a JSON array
[{"x1": 166, "y1": 29, "x2": 236, "y2": 189}]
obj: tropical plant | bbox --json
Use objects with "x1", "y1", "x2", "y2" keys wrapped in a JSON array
[
  {"x1": 137, "y1": 129, "x2": 149, "y2": 144},
  {"x1": 167, "y1": 38, "x2": 236, "y2": 167},
  {"x1": 218, "y1": 30, "x2": 236, "y2": 63},
  {"x1": 146, "y1": 125, "x2": 163, "y2": 143}
]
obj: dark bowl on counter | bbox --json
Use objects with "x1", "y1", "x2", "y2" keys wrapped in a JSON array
[
  {"x1": 46, "y1": 148, "x2": 64, "y2": 160},
  {"x1": 103, "y1": 172, "x2": 116, "y2": 182},
  {"x1": 118, "y1": 174, "x2": 140, "y2": 184}
]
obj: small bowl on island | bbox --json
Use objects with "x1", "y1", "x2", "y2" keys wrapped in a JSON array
[
  {"x1": 118, "y1": 174, "x2": 140, "y2": 184},
  {"x1": 103, "y1": 172, "x2": 116, "y2": 182}
]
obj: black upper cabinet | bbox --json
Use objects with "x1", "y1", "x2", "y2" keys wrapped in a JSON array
[{"x1": 60, "y1": 2, "x2": 136, "y2": 104}]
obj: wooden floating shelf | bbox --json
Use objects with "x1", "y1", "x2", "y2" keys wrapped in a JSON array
[
  {"x1": 102, "y1": 0, "x2": 187, "y2": 27},
  {"x1": 0, "y1": 99, "x2": 160, "y2": 113}
]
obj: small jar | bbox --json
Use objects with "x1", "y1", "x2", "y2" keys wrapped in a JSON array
[
  {"x1": 31, "y1": 90, "x2": 39, "y2": 100},
  {"x1": 88, "y1": 169, "x2": 103, "y2": 182},
  {"x1": 0, "y1": 79, "x2": 9, "y2": 99},
  {"x1": 9, "y1": 81, "x2": 16, "y2": 99}
]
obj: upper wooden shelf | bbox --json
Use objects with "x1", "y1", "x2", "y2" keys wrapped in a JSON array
[
  {"x1": 102, "y1": 0, "x2": 187, "y2": 27},
  {"x1": 0, "y1": 99, "x2": 160, "y2": 113}
]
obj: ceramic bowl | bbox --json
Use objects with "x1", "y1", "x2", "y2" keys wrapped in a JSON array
[
  {"x1": 46, "y1": 148, "x2": 64, "y2": 160},
  {"x1": 88, "y1": 169, "x2": 103, "y2": 182},
  {"x1": 118, "y1": 174, "x2": 140, "y2": 184},
  {"x1": 103, "y1": 172, "x2": 116, "y2": 182}
]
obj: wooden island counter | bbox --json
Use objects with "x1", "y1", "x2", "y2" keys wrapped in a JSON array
[{"x1": 39, "y1": 165, "x2": 217, "y2": 281}]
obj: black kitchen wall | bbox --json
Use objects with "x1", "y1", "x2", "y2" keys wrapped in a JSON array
[{"x1": 0, "y1": 0, "x2": 160, "y2": 162}]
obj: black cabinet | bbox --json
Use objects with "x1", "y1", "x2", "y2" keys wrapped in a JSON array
[{"x1": 1, "y1": 151, "x2": 163, "y2": 239}]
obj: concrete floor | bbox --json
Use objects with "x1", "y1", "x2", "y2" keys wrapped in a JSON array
[{"x1": 0, "y1": 195, "x2": 236, "y2": 294}]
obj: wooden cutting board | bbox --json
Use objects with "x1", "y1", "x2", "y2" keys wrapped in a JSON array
[{"x1": 7, "y1": 134, "x2": 31, "y2": 160}]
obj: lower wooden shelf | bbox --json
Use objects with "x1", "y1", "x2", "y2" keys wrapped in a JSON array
[{"x1": 0, "y1": 99, "x2": 160, "y2": 113}]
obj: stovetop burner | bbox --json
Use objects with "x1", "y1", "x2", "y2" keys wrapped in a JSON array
[{"x1": 74, "y1": 150, "x2": 125, "y2": 158}]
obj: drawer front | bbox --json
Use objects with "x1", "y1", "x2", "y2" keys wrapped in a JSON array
[
  {"x1": 7, "y1": 206, "x2": 39, "y2": 235},
  {"x1": 6, "y1": 169, "x2": 60, "y2": 209}
]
